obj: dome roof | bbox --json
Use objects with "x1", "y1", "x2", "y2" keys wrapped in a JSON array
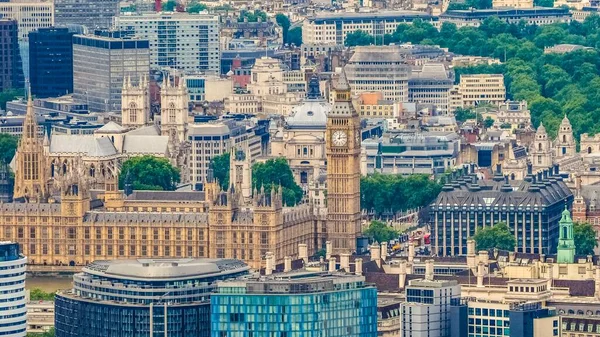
[{"x1": 286, "y1": 100, "x2": 331, "y2": 129}]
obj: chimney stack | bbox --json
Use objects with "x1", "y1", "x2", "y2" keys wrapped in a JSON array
[
  {"x1": 284, "y1": 256, "x2": 292, "y2": 273},
  {"x1": 298, "y1": 244, "x2": 308, "y2": 264},
  {"x1": 381, "y1": 242, "x2": 388, "y2": 261},
  {"x1": 265, "y1": 252, "x2": 274, "y2": 276},
  {"x1": 547, "y1": 263, "x2": 554, "y2": 290},
  {"x1": 326, "y1": 241, "x2": 332, "y2": 260},
  {"x1": 477, "y1": 262, "x2": 484, "y2": 287},
  {"x1": 355, "y1": 258, "x2": 363, "y2": 276},
  {"x1": 329, "y1": 257, "x2": 337, "y2": 272},
  {"x1": 425, "y1": 260, "x2": 434, "y2": 281},
  {"x1": 595, "y1": 265, "x2": 600, "y2": 300},
  {"x1": 408, "y1": 242, "x2": 415, "y2": 263},
  {"x1": 371, "y1": 243, "x2": 381, "y2": 263},
  {"x1": 340, "y1": 253, "x2": 350, "y2": 271},
  {"x1": 478, "y1": 250, "x2": 489, "y2": 265},
  {"x1": 467, "y1": 239, "x2": 476, "y2": 269}
]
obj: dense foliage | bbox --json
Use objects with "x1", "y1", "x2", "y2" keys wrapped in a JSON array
[
  {"x1": 211, "y1": 152, "x2": 230, "y2": 190},
  {"x1": 473, "y1": 222, "x2": 516, "y2": 251},
  {"x1": 0, "y1": 134, "x2": 17, "y2": 165},
  {"x1": 161, "y1": 0, "x2": 177, "y2": 11},
  {"x1": 252, "y1": 158, "x2": 303, "y2": 206},
  {"x1": 186, "y1": 1, "x2": 207, "y2": 13},
  {"x1": 27, "y1": 328, "x2": 55, "y2": 337},
  {"x1": 344, "y1": 16, "x2": 600, "y2": 139},
  {"x1": 119, "y1": 156, "x2": 180, "y2": 191},
  {"x1": 447, "y1": 0, "x2": 492, "y2": 10},
  {"x1": 209, "y1": 154, "x2": 303, "y2": 206},
  {"x1": 574, "y1": 222, "x2": 598, "y2": 256},
  {"x1": 0, "y1": 88, "x2": 24, "y2": 110},
  {"x1": 276, "y1": 14, "x2": 291, "y2": 43},
  {"x1": 287, "y1": 27, "x2": 303, "y2": 46},
  {"x1": 29, "y1": 288, "x2": 56, "y2": 301},
  {"x1": 361, "y1": 174, "x2": 442, "y2": 215},
  {"x1": 238, "y1": 10, "x2": 267, "y2": 23},
  {"x1": 363, "y1": 220, "x2": 400, "y2": 243}
]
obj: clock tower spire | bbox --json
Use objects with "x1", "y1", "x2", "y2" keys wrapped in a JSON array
[{"x1": 326, "y1": 69, "x2": 362, "y2": 253}]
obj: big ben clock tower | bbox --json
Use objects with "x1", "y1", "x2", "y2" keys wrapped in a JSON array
[{"x1": 326, "y1": 69, "x2": 362, "y2": 253}]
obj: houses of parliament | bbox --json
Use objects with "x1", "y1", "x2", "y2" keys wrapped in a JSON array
[{"x1": 0, "y1": 72, "x2": 362, "y2": 269}]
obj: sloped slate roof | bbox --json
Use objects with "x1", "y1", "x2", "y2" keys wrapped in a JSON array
[{"x1": 50, "y1": 135, "x2": 118, "y2": 157}]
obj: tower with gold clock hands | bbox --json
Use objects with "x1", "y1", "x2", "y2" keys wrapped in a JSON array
[{"x1": 326, "y1": 69, "x2": 362, "y2": 254}]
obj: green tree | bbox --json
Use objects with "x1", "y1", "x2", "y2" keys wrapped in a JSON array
[
  {"x1": 573, "y1": 222, "x2": 598, "y2": 256},
  {"x1": 363, "y1": 220, "x2": 399, "y2": 243},
  {"x1": 29, "y1": 288, "x2": 56, "y2": 301},
  {"x1": 287, "y1": 27, "x2": 302, "y2": 46},
  {"x1": 483, "y1": 116, "x2": 495, "y2": 128},
  {"x1": 211, "y1": 152, "x2": 230, "y2": 190},
  {"x1": 454, "y1": 107, "x2": 477, "y2": 122},
  {"x1": 27, "y1": 328, "x2": 55, "y2": 337},
  {"x1": 238, "y1": 10, "x2": 267, "y2": 23},
  {"x1": 344, "y1": 30, "x2": 374, "y2": 46},
  {"x1": 500, "y1": 122, "x2": 512, "y2": 129},
  {"x1": 186, "y1": 1, "x2": 207, "y2": 13},
  {"x1": 161, "y1": 0, "x2": 177, "y2": 11},
  {"x1": 276, "y1": 14, "x2": 291, "y2": 43},
  {"x1": 0, "y1": 134, "x2": 18, "y2": 165},
  {"x1": 252, "y1": 158, "x2": 303, "y2": 206},
  {"x1": 361, "y1": 174, "x2": 442, "y2": 216},
  {"x1": 473, "y1": 222, "x2": 516, "y2": 251},
  {"x1": 0, "y1": 88, "x2": 25, "y2": 110},
  {"x1": 119, "y1": 156, "x2": 180, "y2": 191}
]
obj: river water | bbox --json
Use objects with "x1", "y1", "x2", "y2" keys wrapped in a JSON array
[{"x1": 26, "y1": 276, "x2": 73, "y2": 292}]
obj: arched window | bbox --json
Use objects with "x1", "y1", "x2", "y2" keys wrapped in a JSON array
[
  {"x1": 168, "y1": 103, "x2": 176, "y2": 123},
  {"x1": 563, "y1": 135, "x2": 566, "y2": 143},
  {"x1": 89, "y1": 164, "x2": 95, "y2": 177},
  {"x1": 538, "y1": 143, "x2": 542, "y2": 151},
  {"x1": 62, "y1": 160, "x2": 68, "y2": 176},
  {"x1": 300, "y1": 171, "x2": 308, "y2": 184},
  {"x1": 510, "y1": 173, "x2": 515, "y2": 180},
  {"x1": 589, "y1": 147, "x2": 593, "y2": 154},
  {"x1": 129, "y1": 102, "x2": 138, "y2": 123}
]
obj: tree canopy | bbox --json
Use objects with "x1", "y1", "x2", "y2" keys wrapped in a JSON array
[
  {"x1": 0, "y1": 134, "x2": 17, "y2": 165},
  {"x1": 0, "y1": 88, "x2": 24, "y2": 110},
  {"x1": 573, "y1": 222, "x2": 598, "y2": 256},
  {"x1": 361, "y1": 174, "x2": 442, "y2": 216},
  {"x1": 473, "y1": 222, "x2": 516, "y2": 251},
  {"x1": 27, "y1": 328, "x2": 55, "y2": 337},
  {"x1": 252, "y1": 157, "x2": 303, "y2": 206},
  {"x1": 287, "y1": 27, "x2": 302, "y2": 46},
  {"x1": 29, "y1": 288, "x2": 55, "y2": 301},
  {"x1": 209, "y1": 154, "x2": 303, "y2": 206},
  {"x1": 238, "y1": 10, "x2": 267, "y2": 23},
  {"x1": 211, "y1": 152, "x2": 230, "y2": 190},
  {"x1": 186, "y1": 1, "x2": 207, "y2": 13},
  {"x1": 276, "y1": 14, "x2": 291, "y2": 43},
  {"x1": 363, "y1": 220, "x2": 400, "y2": 243},
  {"x1": 119, "y1": 156, "x2": 180, "y2": 191},
  {"x1": 161, "y1": 0, "x2": 177, "y2": 11},
  {"x1": 342, "y1": 15, "x2": 600, "y2": 139}
]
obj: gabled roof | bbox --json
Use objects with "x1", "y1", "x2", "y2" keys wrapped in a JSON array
[
  {"x1": 96, "y1": 121, "x2": 126, "y2": 134},
  {"x1": 49, "y1": 135, "x2": 118, "y2": 157},
  {"x1": 122, "y1": 135, "x2": 169, "y2": 155}
]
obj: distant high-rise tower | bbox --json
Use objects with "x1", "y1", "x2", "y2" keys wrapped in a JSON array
[
  {"x1": 0, "y1": 19, "x2": 24, "y2": 91},
  {"x1": 29, "y1": 27, "x2": 74, "y2": 98},
  {"x1": 13, "y1": 92, "x2": 48, "y2": 202},
  {"x1": 160, "y1": 77, "x2": 189, "y2": 143},
  {"x1": 121, "y1": 76, "x2": 151, "y2": 129},
  {"x1": 557, "y1": 207, "x2": 575, "y2": 264},
  {"x1": 326, "y1": 70, "x2": 362, "y2": 253}
]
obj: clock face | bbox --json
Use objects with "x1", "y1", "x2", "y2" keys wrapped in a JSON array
[{"x1": 332, "y1": 131, "x2": 348, "y2": 147}]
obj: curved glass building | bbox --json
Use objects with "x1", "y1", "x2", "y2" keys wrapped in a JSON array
[
  {"x1": 55, "y1": 258, "x2": 249, "y2": 337},
  {"x1": 0, "y1": 242, "x2": 27, "y2": 337}
]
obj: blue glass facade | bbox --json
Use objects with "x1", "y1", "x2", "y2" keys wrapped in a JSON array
[{"x1": 211, "y1": 278, "x2": 378, "y2": 337}]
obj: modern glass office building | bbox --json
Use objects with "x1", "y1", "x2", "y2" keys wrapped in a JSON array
[
  {"x1": 0, "y1": 242, "x2": 27, "y2": 337},
  {"x1": 54, "y1": 258, "x2": 250, "y2": 337},
  {"x1": 211, "y1": 271, "x2": 378, "y2": 337},
  {"x1": 28, "y1": 27, "x2": 74, "y2": 98}
]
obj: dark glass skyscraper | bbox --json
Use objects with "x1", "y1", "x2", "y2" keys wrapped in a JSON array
[
  {"x1": 0, "y1": 19, "x2": 24, "y2": 92},
  {"x1": 28, "y1": 27, "x2": 74, "y2": 98}
]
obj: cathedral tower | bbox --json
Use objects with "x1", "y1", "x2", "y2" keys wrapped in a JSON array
[
  {"x1": 13, "y1": 92, "x2": 48, "y2": 201},
  {"x1": 555, "y1": 115, "x2": 575, "y2": 158},
  {"x1": 160, "y1": 76, "x2": 189, "y2": 143},
  {"x1": 530, "y1": 122, "x2": 553, "y2": 172},
  {"x1": 121, "y1": 75, "x2": 150, "y2": 129},
  {"x1": 326, "y1": 70, "x2": 362, "y2": 253}
]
